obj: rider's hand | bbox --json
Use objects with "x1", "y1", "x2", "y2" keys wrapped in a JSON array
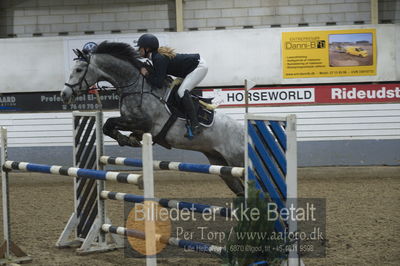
[{"x1": 140, "y1": 67, "x2": 148, "y2": 76}]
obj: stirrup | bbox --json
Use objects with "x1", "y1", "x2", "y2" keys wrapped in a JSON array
[
  {"x1": 184, "y1": 124, "x2": 194, "y2": 139},
  {"x1": 184, "y1": 120, "x2": 201, "y2": 139}
]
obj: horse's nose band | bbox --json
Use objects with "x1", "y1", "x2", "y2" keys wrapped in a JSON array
[{"x1": 64, "y1": 61, "x2": 90, "y2": 97}]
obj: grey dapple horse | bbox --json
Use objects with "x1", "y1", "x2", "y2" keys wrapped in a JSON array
[{"x1": 61, "y1": 41, "x2": 244, "y2": 195}]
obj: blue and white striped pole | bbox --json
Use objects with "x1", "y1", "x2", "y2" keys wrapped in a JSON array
[
  {"x1": 100, "y1": 156, "x2": 244, "y2": 178},
  {"x1": 100, "y1": 191, "x2": 232, "y2": 217},
  {"x1": 101, "y1": 224, "x2": 226, "y2": 257},
  {"x1": 3, "y1": 161, "x2": 142, "y2": 185}
]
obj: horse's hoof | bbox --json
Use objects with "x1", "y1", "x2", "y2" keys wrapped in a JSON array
[
  {"x1": 116, "y1": 136, "x2": 129, "y2": 147},
  {"x1": 116, "y1": 135, "x2": 141, "y2": 147},
  {"x1": 117, "y1": 140, "x2": 126, "y2": 147},
  {"x1": 128, "y1": 136, "x2": 141, "y2": 147}
]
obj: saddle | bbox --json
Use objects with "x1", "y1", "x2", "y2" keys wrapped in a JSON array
[
  {"x1": 153, "y1": 78, "x2": 216, "y2": 148},
  {"x1": 164, "y1": 78, "x2": 215, "y2": 127},
  {"x1": 141, "y1": 61, "x2": 215, "y2": 126}
]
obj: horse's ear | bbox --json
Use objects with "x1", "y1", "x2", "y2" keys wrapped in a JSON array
[
  {"x1": 73, "y1": 49, "x2": 80, "y2": 57},
  {"x1": 81, "y1": 51, "x2": 90, "y2": 62},
  {"x1": 77, "y1": 49, "x2": 84, "y2": 58},
  {"x1": 73, "y1": 49, "x2": 89, "y2": 62}
]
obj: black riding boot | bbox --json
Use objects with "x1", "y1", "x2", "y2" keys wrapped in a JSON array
[{"x1": 182, "y1": 90, "x2": 201, "y2": 136}]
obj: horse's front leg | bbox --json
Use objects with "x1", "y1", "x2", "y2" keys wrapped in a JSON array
[{"x1": 103, "y1": 117, "x2": 142, "y2": 147}]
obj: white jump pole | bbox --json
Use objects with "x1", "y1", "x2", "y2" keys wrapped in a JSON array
[
  {"x1": 0, "y1": 127, "x2": 32, "y2": 264},
  {"x1": 142, "y1": 133, "x2": 157, "y2": 266},
  {"x1": 1, "y1": 127, "x2": 10, "y2": 260},
  {"x1": 244, "y1": 78, "x2": 257, "y2": 114}
]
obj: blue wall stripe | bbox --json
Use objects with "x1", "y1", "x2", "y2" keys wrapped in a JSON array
[
  {"x1": 273, "y1": 216, "x2": 285, "y2": 233},
  {"x1": 255, "y1": 120, "x2": 287, "y2": 174},
  {"x1": 248, "y1": 166, "x2": 285, "y2": 233},
  {"x1": 248, "y1": 124, "x2": 287, "y2": 198},
  {"x1": 248, "y1": 167, "x2": 264, "y2": 193},
  {"x1": 269, "y1": 121, "x2": 286, "y2": 151},
  {"x1": 248, "y1": 144, "x2": 285, "y2": 211}
]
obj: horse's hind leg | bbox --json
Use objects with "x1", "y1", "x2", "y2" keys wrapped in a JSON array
[
  {"x1": 204, "y1": 152, "x2": 244, "y2": 197},
  {"x1": 103, "y1": 117, "x2": 141, "y2": 147}
]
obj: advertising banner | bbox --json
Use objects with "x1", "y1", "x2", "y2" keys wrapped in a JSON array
[
  {"x1": 202, "y1": 83, "x2": 400, "y2": 107},
  {"x1": 1, "y1": 83, "x2": 399, "y2": 112},
  {"x1": 0, "y1": 91, "x2": 119, "y2": 112},
  {"x1": 282, "y1": 29, "x2": 376, "y2": 78}
]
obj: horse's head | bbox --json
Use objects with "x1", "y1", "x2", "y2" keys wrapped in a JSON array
[
  {"x1": 61, "y1": 49, "x2": 98, "y2": 104},
  {"x1": 62, "y1": 42, "x2": 146, "y2": 104}
]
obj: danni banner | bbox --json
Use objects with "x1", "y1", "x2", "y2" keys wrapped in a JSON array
[
  {"x1": 202, "y1": 84, "x2": 400, "y2": 107},
  {"x1": 282, "y1": 29, "x2": 376, "y2": 78}
]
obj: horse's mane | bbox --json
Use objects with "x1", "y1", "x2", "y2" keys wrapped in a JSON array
[{"x1": 93, "y1": 41, "x2": 143, "y2": 69}]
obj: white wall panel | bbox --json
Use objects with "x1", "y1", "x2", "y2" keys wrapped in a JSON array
[
  {"x1": 217, "y1": 103, "x2": 400, "y2": 140},
  {"x1": 0, "y1": 103, "x2": 399, "y2": 147},
  {"x1": 1, "y1": 25, "x2": 400, "y2": 93},
  {"x1": 0, "y1": 37, "x2": 65, "y2": 93}
]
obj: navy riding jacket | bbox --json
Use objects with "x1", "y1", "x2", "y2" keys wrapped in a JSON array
[{"x1": 146, "y1": 52, "x2": 200, "y2": 88}]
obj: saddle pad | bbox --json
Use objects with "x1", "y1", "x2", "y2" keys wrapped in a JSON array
[{"x1": 163, "y1": 86, "x2": 215, "y2": 127}]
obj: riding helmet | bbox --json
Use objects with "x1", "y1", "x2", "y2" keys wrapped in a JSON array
[{"x1": 136, "y1": 34, "x2": 159, "y2": 52}]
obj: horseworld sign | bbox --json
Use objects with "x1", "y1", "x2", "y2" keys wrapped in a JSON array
[
  {"x1": 202, "y1": 83, "x2": 400, "y2": 107},
  {"x1": 0, "y1": 83, "x2": 399, "y2": 112},
  {"x1": 205, "y1": 87, "x2": 315, "y2": 106}
]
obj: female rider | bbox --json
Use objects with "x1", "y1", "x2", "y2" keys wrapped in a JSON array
[{"x1": 136, "y1": 33, "x2": 208, "y2": 136}]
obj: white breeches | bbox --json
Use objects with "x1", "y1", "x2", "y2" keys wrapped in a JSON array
[{"x1": 177, "y1": 57, "x2": 208, "y2": 98}]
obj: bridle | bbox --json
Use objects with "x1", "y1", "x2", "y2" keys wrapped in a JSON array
[
  {"x1": 64, "y1": 49, "x2": 92, "y2": 98},
  {"x1": 64, "y1": 49, "x2": 168, "y2": 107},
  {"x1": 91, "y1": 58, "x2": 167, "y2": 107}
]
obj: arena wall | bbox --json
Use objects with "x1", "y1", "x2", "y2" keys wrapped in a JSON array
[
  {"x1": 0, "y1": 24, "x2": 399, "y2": 93},
  {"x1": 2, "y1": 0, "x2": 398, "y2": 38},
  {"x1": 0, "y1": 24, "x2": 399, "y2": 166}
]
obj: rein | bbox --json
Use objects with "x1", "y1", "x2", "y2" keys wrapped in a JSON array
[
  {"x1": 65, "y1": 54, "x2": 152, "y2": 105},
  {"x1": 94, "y1": 73, "x2": 141, "y2": 92},
  {"x1": 96, "y1": 75, "x2": 167, "y2": 108}
]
